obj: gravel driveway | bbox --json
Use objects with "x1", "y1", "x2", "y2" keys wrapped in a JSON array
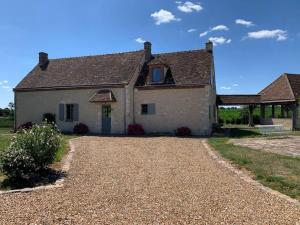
[{"x1": 0, "y1": 136, "x2": 300, "y2": 224}]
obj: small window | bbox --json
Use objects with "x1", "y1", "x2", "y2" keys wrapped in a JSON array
[
  {"x1": 141, "y1": 104, "x2": 155, "y2": 115},
  {"x1": 66, "y1": 104, "x2": 74, "y2": 121},
  {"x1": 152, "y1": 68, "x2": 162, "y2": 82}
]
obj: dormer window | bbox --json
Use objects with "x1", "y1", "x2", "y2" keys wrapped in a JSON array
[{"x1": 152, "y1": 67, "x2": 162, "y2": 83}]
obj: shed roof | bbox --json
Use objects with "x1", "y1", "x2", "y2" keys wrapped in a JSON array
[{"x1": 217, "y1": 95, "x2": 261, "y2": 105}]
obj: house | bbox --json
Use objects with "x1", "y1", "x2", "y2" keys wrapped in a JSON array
[{"x1": 14, "y1": 41, "x2": 217, "y2": 135}]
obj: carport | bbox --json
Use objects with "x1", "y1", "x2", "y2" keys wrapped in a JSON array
[
  {"x1": 217, "y1": 95, "x2": 261, "y2": 127},
  {"x1": 216, "y1": 74, "x2": 300, "y2": 130}
]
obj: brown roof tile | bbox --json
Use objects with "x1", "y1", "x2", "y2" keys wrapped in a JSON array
[
  {"x1": 136, "y1": 50, "x2": 212, "y2": 86},
  {"x1": 217, "y1": 95, "x2": 261, "y2": 105},
  {"x1": 89, "y1": 89, "x2": 116, "y2": 102},
  {"x1": 258, "y1": 74, "x2": 299, "y2": 102},
  {"x1": 15, "y1": 50, "x2": 144, "y2": 90},
  {"x1": 286, "y1": 74, "x2": 300, "y2": 99}
]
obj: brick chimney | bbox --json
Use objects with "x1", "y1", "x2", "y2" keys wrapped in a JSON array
[
  {"x1": 39, "y1": 52, "x2": 49, "y2": 69},
  {"x1": 144, "y1": 41, "x2": 152, "y2": 62},
  {"x1": 205, "y1": 41, "x2": 213, "y2": 53}
]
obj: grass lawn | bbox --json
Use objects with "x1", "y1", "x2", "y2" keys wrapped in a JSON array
[
  {"x1": 0, "y1": 117, "x2": 13, "y2": 128},
  {"x1": 208, "y1": 137, "x2": 300, "y2": 200}
]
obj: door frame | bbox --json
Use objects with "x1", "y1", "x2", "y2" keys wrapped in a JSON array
[{"x1": 101, "y1": 104, "x2": 111, "y2": 134}]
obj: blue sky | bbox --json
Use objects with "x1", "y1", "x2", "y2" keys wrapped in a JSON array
[{"x1": 0, "y1": 0, "x2": 300, "y2": 108}]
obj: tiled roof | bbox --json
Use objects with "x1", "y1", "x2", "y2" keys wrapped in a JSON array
[
  {"x1": 259, "y1": 74, "x2": 300, "y2": 102},
  {"x1": 89, "y1": 89, "x2": 116, "y2": 102},
  {"x1": 15, "y1": 50, "x2": 144, "y2": 90},
  {"x1": 16, "y1": 48, "x2": 213, "y2": 90},
  {"x1": 217, "y1": 95, "x2": 261, "y2": 105},
  {"x1": 136, "y1": 50, "x2": 212, "y2": 86},
  {"x1": 286, "y1": 74, "x2": 300, "y2": 99}
]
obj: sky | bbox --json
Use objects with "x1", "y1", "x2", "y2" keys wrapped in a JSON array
[{"x1": 0, "y1": 0, "x2": 300, "y2": 108}]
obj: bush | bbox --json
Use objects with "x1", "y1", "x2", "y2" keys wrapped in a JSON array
[
  {"x1": 0, "y1": 122, "x2": 62, "y2": 180},
  {"x1": 43, "y1": 113, "x2": 56, "y2": 124},
  {"x1": 128, "y1": 124, "x2": 145, "y2": 135},
  {"x1": 0, "y1": 149, "x2": 35, "y2": 180},
  {"x1": 73, "y1": 123, "x2": 89, "y2": 134},
  {"x1": 18, "y1": 122, "x2": 33, "y2": 130},
  {"x1": 175, "y1": 127, "x2": 191, "y2": 136}
]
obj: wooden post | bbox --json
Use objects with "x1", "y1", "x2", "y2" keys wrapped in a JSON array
[
  {"x1": 272, "y1": 104, "x2": 275, "y2": 118},
  {"x1": 260, "y1": 104, "x2": 265, "y2": 124},
  {"x1": 248, "y1": 105, "x2": 254, "y2": 127}
]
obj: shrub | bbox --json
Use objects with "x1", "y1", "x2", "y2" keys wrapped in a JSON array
[
  {"x1": 73, "y1": 123, "x2": 89, "y2": 134},
  {"x1": 43, "y1": 113, "x2": 56, "y2": 124},
  {"x1": 0, "y1": 122, "x2": 62, "y2": 180},
  {"x1": 128, "y1": 124, "x2": 145, "y2": 135},
  {"x1": 18, "y1": 122, "x2": 33, "y2": 130},
  {"x1": 175, "y1": 127, "x2": 191, "y2": 136},
  {"x1": 0, "y1": 149, "x2": 35, "y2": 180}
]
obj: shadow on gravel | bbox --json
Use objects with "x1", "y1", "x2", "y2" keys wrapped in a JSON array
[{"x1": 0, "y1": 169, "x2": 66, "y2": 190}]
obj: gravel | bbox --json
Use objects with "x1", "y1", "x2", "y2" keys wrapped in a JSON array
[{"x1": 0, "y1": 136, "x2": 300, "y2": 224}]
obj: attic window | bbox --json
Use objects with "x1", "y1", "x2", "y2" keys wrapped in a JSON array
[{"x1": 152, "y1": 68, "x2": 162, "y2": 83}]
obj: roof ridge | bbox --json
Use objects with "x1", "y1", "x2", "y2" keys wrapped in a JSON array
[
  {"x1": 284, "y1": 73, "x2": 296, "y2": 99},
  {"x1": 50, "y1": 50, "x2": 144, "y2": 61},
  {"x1": 154, "y1": 49, "x2": 206, "y2": 56}
]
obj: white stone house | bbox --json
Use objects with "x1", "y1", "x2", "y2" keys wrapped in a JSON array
[{"x1": 14, "y1": 41, "x2": 217, "y2": 135}]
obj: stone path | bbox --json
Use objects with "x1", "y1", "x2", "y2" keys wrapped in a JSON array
[
  {"x1": 231, "y1": 136, "x2": 300, "y2": 157},
  {"x1": 0, "y1": 137, "x2": 300, "y2": 224}
]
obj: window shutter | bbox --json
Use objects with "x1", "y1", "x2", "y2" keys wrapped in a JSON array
[
  {"x1": 59, "y1": 104, "x2": 64, "y2": 121},
  {"x1": 73, "y1": 104, "x2": 79, "y2": 121},
  {"x1": 148, "y1": 104, "x2": 156, "y2": 114}
]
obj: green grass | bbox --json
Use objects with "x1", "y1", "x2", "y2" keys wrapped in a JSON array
[
  {"x1": 55, "y1": 134, "x2": 78, "y2": 162},
  {"x1": 0, "y1": 117, "x2": 13, "y2": 128},
  {"x1": 208, "y1": 137, "x2": 300, "y2": 200}
]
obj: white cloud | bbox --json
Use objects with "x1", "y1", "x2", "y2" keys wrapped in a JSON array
[
  {"x1": 151, "y1": 9, "x2": 181, "y2": 25},
  {"x1": 187, "y1": 28, "x2": 196, "y2": 33},
  {"x1": 247, "y1": 29, "x2": 288, "y2": 41},
  {"x1": 200, "y1": 25, "x2": 229, "y2": 38},
  {"x1": 235, "y1": 19, "x2": 254, "y2": 27},
  {"x1": 199, "y1": 31, "x2": 208, "y2": 37},
  {"x1": 209, "y1": 37, "x2": 232, "y2": 46},
  {"x1": 3, "y1": 80, "x2": 8, "y2": 83},
  {"x1": 177, "y1": 1, "x2": 203, "y2": 13},
  {"x1": 135, "y1": 37, "x2": 146, "y2": 44},
  {"x1": 0, "y1": 82, "x2": 2, "y2": 85},
  {"x1": 220, "y1": 86, "x2": 232, "y2": 90},
  {"x1": 232, "y1": 84, "x2": 239, "y2": 87},
  {"x1": 2, "y1": 85, "x2": 10, "y2": 89},
  {"x1": 175, "y1": 1, "x2": 182, "y2": 4},
  {"x1": 211, "y1": 25, "x2": 229, "y2": 31}
]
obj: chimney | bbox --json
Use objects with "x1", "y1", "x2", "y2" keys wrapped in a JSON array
[
  {"x1": 144, "y1": 41, "x2": 152, "y2": 62},
  {"x1": 205, "y1": 41, "x2": 213, "y2": 53},
  {"x1": 39, "y1": 52, "x2": 49, "y2": 69}
]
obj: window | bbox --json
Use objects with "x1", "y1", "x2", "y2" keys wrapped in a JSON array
[
  {"x1": 141, "y1": 104, "x2": 155, "y2": 115},
  {"x1": 152, "y1": 68, "x2": 162, "y2": 82},
  {"x1": 66, "y1": 104, "x2": 74, "y2": 121},
  {"x1": 59, "y1": 103, "x2": 79, "y2": 122}
]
